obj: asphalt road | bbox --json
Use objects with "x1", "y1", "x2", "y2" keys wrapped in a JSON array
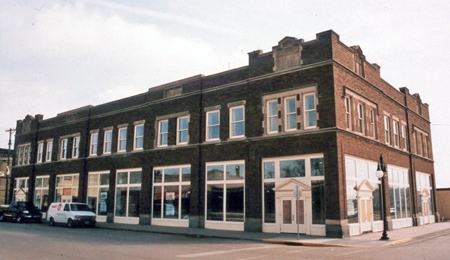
[{"x1": 1, "y1": 222, "x2": 450, "y2": 260}]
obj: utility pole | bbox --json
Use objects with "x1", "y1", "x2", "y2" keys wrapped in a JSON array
[{"x1": 5, "y1": 128, "x2": 15, "y2": 204}]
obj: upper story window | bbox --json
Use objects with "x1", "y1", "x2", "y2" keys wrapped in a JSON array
[
  {"x1": 158, "y1": 120, "x2": 169, "y2": 147},
  {"x1": 384, "y1": 115, "x2": 391, "y2": 145},
  {"x1": 104, "y1": 130, "x2": 112, "y2": 154},
  {"x1": 177, "y1": 116, "x2": 189, "y2": 145},
  {"x1": 46, "y1": 140, "x2": 53, "y2": 162},
  {"x1": 164, "y1": 86, "x2": 182, "y2": 98},
  {"x1": 118, "y1": 127, "x2": 127, "y2": 152},
  {"x1": 72, "y1": 136, "x2": 80, "y2": 158},
  {"x1": 60, "y1": 138, "x2": 68, "y2": 160},
  {"x1": 16, "y1": 143, "x2": 31, "y2": 166},
  {"x1": 369, "y1": 109, "x2": 376, "y2": 139},
  {"x1": 134, "y1": 124, "x2": 144, "y2": 150},
  {"x1": 414, "y1": 127, "x2": 431, "y2": 159},
  {"x1": 90, "y1": 132, "x2": 98, "y2": 156},
  {"x1": 267, "y1": 100, "x2": 278, "y2": 133},
  {"x1": 230, "y1": 105, "x2": 245, "y2": 138},
  {"x1": 206, "y1": 110, "x2": 220, "y2": 141},
  {"x1": 263, "y1": 86, "x2": 317, "y2": 135},
  {"x1": 393, "y1": 120, "x2": 400, "y2": 148},
  {"x1": 357, "y1": 104, "x2": 365, "y2": 134},
  {"x1": 345, "y1": 97, "x2": 352, "y2": 130},
  {"x1": 37, "y1": 142, "x2": 44, "y2": 163}
]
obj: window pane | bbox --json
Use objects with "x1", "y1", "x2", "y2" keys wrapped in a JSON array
[
  {"x1": 264, "y1": 161, "x2": 275, "y2": 179},
  {"x1": 115, "y1": 187, "x2": 127, "y2": 217},
  {"x1": 181, "y1": 167, "x2": 191, "y2": 182},
  {"x1": 164, "y1": 168, "x2": 179, "y2": 182},
  {"x1": 88, "y1": 174, "x2": 99, "y2": 186},
  {"x1": 130, "y1": 171, "x2": 142, "y2": 184},
  {"x1": 163, "y1": 186, "x2": 179, "y2": 219},
  {"x1": 207, "y1": 184, "x2": 223, "y2": 221},
  {"x1": 181, "y1": 185, "x2": 190, "y2": 219},
  {"x1": 264, "y1": 182, "x2": 275, "y2": 223},
  {"x1": 128, "y1": 187, "x2": 140, "y2": 217},
  {"x1": 117, "y1": 172, "x2": 128, "y2": 184},
  {"x1": 226, "y1": 164, "x2": 244, "y2": 180},
  {"x1": 311, "y1": 180, "x2": 325, "y2": 224},
  {"x1": 311, "y1": 158, "x2": 324, "y2": 176},
  {"x1": 347, "y1": 181, "x2": 358, "y2": 223},
  {"x1": 100, "y1": 174, "x2": 110, "y2": 185},
  {"x1": 209, "y1": 125, "x2": 220, "y2": 139},
  {"x1": 280, "y1": 160, "x2": 305, "y2": 178},
  {"x1": 153, "y1": 186, "x2": 162, "y2": 218},
  {"x1": 208, "y1": 112, "x2": 219, "y2": 125},
  {"x1": 154, "y1": 170, "x2": 163, "y2": 183},
  {"x1": 232, "y1": 121, "x2": 245, "y2": 137},
  {"x1": 98, "y1": 188, "x2": 108, "y2": 216},
  {"x1": 226, "y1": 183, "x2": 244, "y2": 222},
  {"x1": 207, "y1": 165, "x2": 224, "y2": 181},
  {"x1": 373, "y1": 185, "x2": 381, "y2": 221}
]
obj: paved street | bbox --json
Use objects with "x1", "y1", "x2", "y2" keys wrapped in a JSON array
[{"x1": 1, "y1": 222, "x2": 450, "y2": 259}]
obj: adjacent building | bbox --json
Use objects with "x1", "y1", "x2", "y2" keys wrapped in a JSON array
[
  {"x1": 0, "y1": 148, "x2": 13, "y2": 204},
  {"x1": 11, "y1": 30, "x2": 436, "y2": 237}
]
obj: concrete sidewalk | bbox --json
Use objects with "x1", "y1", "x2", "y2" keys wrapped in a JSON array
[{"x1": 96, "y1": 221, "x2": 450, "y2": 247}]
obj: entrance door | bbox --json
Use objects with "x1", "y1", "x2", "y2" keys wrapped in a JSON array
[
  {"x1": 359, "y1": 197, "x2": 373, "y2": 232},
  {"x1": 279, "y1": 198, "x2": 306, "y2": 233}
]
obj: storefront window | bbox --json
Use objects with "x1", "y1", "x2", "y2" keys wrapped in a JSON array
[
  {"x1": 115, "y1": 170, "x2": 141, "y2": 218},
  {"x1": 34, "y1": 176, "x2": 49, "y2": 210},
  {"x1": 280, "y1": 160, "x2": 305, "y2": 178},
  {"x1": 153, "y1": 166, "x2": 191, "y2": 220},
  {"x1": 55, "y1": 174, "x2": 79, "y2": 202},
  {"x1": 206, "y1": 161, "x2": 245, "y2": 223},
  {"x1": 88, "y1": 172, "x2": 109, "y2": 217},
  {"x1": 264, "y1": 182, "x2": 275, "y2": 223}
]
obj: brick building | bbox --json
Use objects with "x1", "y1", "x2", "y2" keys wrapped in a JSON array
[
  {"x1": 0, "y1": 148, "x2": 13, "y2": 204},
  {"x1": 11, "y1": 30, "x2": 436, "y2": 237}
]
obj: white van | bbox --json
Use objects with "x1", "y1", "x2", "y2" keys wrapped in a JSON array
[{"x1": 47, "y1": 202, "x2": 96, "y2": 228}]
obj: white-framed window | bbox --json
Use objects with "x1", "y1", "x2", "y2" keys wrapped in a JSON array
[
  {"x1": 205, "y1": 161, "x2": 245, "y2": 229},
  {"x1": 358, "y1": 103, "x2": 365, "y2": 134},
  {"x1": 153, "y1": 165, "x2": 191, "y2": 222},
  {"x1": 393, "y1": 121, "x2": 399, "y2": 148},
  {"x1": 13, "y1": 177, "x2": 29, "y2": 201},
  {"x1": 158, "y1": 120, "x2": 169, "y2": 147},
  {"x1": 34, "y1": 176, "x2": 49, "y2": 209},
  {"x1": 60, "y1": 138, "x2": 68, "y2": 160},
  {"x1": 87, "y1": 172, "x2": 110, "y2": 219},
  {"x1": 230, "y1": 106, "x2": 245, "y2": 138},
  {"x1": 118, "y1": 127, "x2": 127, "y2": 152},
  {"x1": 206, "y1": 110, "x2": 220, "y2": 141},
  {"x1": 285, "y1": 97, "x2": 297, "y2": 131},
  {"x1": 345, "y1": 97, "x2": 352, "y2": 130},
  {"x1": 388, "y1": 166, "x2": 411, "y2": 219},
  {"x1": 46, "y1": 140, "x2": 53, "y2": 162},
  {"x1": 37, "y1": 142, "x2": 44, "y2": 163},
  {"x1": 72, "y1": 136, "x2": 80, "y2": 158},
  {"x1": 104, "y1": 130, "x2": 112, "y2": 154},
  {"x1": 16, "y1": 144, "x2": 31, "y2": 166},
  {"x1": 304, "y1": 93, "x2": 317, "y2": 128},
  {"x1": 134, "y1": 124, "x2": 144, "y2": 150},
  {"x1": 401, "y1": 124, "x2": 407, "y2": 151},
  {"x1": 55, "y1": 174, "x2": 79, "y2": 202},
  {"x1": 115, "y1": 169, "x2": 141, "y2": 221},
  {"x1": 384, "y1": 115, "x2": 391, "y2": 144},
  {"x1": 90, "y1": 133, "x2": 98, "y2": 156},
  {"x1": 177, "y1": 116, "x2": 189, "y2": 145},
  {"x1": 369, "y1": 109, "x2": 376, "y2": 139},
  {"x1": 267, "y1": 100, "x2": 278, "y2": 133}
]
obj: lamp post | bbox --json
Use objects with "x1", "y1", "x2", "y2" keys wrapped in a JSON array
[{"x1": 375, "y1": 154, "x2": 389, "y2": 240}]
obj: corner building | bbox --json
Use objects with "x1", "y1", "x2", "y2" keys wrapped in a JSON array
[{"x1": 12, "y1": 30, "x2": 436, "y2": 237}]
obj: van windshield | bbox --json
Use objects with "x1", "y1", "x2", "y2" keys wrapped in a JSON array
[{"x1": 70, "y1": 204, "x2": 91, "y2": 212}]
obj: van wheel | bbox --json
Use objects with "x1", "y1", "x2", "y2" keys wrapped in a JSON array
[
  {"x1": 48, "y1": 217, "x2": 55, "y2": 226},
  {"x1": 67, "y1": 219, "x2": 74, "y2": 228}
]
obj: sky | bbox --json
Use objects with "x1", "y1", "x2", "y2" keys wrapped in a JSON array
[{"x1": 1, "y1": 0, "x2": 449, "y2": 187}]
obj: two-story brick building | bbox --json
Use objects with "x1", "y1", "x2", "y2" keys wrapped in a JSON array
[{"x1": 11, "y1": 30, "x2": 436, "y2": 237}]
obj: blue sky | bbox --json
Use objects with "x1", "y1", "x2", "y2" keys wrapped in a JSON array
[{"x1": 1, "y1": 0, "x2": 450, "y2": 187}]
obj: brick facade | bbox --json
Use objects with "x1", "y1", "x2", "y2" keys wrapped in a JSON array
[{"x1": 12, "y1": 30, "x2": 436, "y2": 237}]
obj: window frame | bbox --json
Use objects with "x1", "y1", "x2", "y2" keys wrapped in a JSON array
[
  {"x1": 37, "y1": 142, "x2": 44, "y2": 163},
  {"x1": 177, "y1": 116, "x2": 189, "y2": 145},
  {"x1": 103, "y1": 130, "x2": 113, "y2": 154},
  {"x1": 357, "y1": 103, "x2": 365, "y2": 134},
  {"x1": 230, "y1": 106, "x2": 245, "y2": 138},
  {"x1": 60, "y1": 138, "x2": 68, "y2": 160},
  {"x1": 393, "y1": 120, "x2": 400, "y2": 148},
  {"x1": 46, "y1": 140, "x2": 53, "y2": 162},
  {"x1": 304, "y1": 93, "x2": 317, "y2": 129},
  {"x1": 72, "y1": 136, "x2": 80, "y2": 159},
  {"x1": 384, "y1": 115, "x2": 391, "y2": 145},
  {"x1": 158, "y1": 120, "x2": 169, "y2": 147},
  {"x1": 133, "y1": 124, "x2": 144, "y2": 150},
  {"x1": 267, "y1": 100, "x2": 279, "y2": 134},
  {"x1": 206, "y1": 110, "x2": 220, "y2": 141},
  {"x1": 117, "y1": 127, "x2": 127, "y2": 152},
  {"x1": 90, "y1": 133, "x2": 98, "y2": 156}
]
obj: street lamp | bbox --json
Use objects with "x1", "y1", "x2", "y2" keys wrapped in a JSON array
[{"x1": 375, "y1": 154, "x2": 389, "y2": 240}]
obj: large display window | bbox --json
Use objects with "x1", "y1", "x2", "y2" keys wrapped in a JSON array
[
  {"x1": 88, "y1": 171, "x2": 110, "y2": 222},
  {"x1": 115, "y1": 169, "x2": 141, "y2": 224}
]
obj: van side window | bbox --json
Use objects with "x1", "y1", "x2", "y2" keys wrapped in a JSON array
[{"x1": 64, "y1": 204, "x2": 70, "y2": 211}]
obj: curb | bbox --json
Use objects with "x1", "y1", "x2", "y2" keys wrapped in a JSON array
[{"x1": 262, "y1": 238, "x2": 355, "y2": 248}]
